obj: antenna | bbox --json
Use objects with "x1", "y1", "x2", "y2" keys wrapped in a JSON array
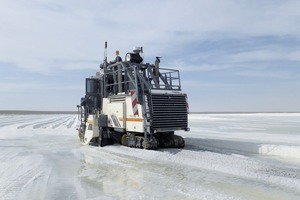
[{"x1": 104, "y1": 41, "x2": 107, "y2": 68}]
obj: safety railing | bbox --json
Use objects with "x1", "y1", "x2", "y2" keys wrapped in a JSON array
[{"x1": 102, "y1": 62, "x2": 182, "y2": 96}]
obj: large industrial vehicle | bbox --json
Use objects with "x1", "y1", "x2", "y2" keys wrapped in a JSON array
[{"x1": 77, "y1": 42, "x2": 189, "y2": 149}]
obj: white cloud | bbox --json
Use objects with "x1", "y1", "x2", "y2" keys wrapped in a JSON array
[
  {"x1": 0, "y1": 81, "x2": 41, "y2": 92},
  {"x1": 226, "y1": 49, "x2": 300, "y2": 63},
  {"x1": 288, "y1": 51, "x2": 300, "y2": 62},
  {"x1": 182, "y1": 80, "x2": 237, "y2": 89},
  {"x1": 170, "y1": 63, "x2": 233, "y2": 72},
  {"x1": 1, "y1": 0, "x2": 300, "y2": 74},
  {"x1": 234, "y1": 70, "x2": 296, "y2": 79}
]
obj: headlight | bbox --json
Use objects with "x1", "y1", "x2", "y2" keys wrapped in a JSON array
[
  {"x1": 125, "y1": 53, "x2": 143, "y2": 63},
  {"x1": 125, "y1": 53, "x2": 131, "y2": 62}
]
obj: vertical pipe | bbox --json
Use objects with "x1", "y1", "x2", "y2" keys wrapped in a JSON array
[
  {"x1": 142, "y1": 88, "x2": 147, "y2": 149},
  {"x1": 154, "y1": 57, "x2": 160, "y2": 88},
  {"x1": 141, "y1": 46, "x2": 144, "y2": 63},
  {"x1": 118, "y1": 64, "x2": 122, "y2": 93},
  {"x1": 155, "y1": 58, "x2": 160, "y2": 79},
  {"x1": 133, "y1": 66, "x2": 138, "y2": 98},
  {"x1": 77, "y1": 105, "x2": 80, "y2": 121},
  {"x1": 123, "y1": 102, "x2": 126, "y2": 129}
]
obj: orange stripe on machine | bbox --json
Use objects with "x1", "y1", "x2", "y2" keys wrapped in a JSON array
[{"x1": 119, "y1": 117, "x2": 143, "y2": 122}]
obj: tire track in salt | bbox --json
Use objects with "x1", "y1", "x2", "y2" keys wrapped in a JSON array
[
  {"x1": 17, "y1": 116, "x2": 64, "y2": 129},
  {"x1": 0, "y1": 147, "x2": 44, "y2": 200},
  {"x1": 52, "y1": 116, "x2": 74, "y2": 129},
  {"x1": 0, "y1": 166, "x2": 44, "y2": 200},
  {"x1": 32, "y1": 117, "x2": 67, "y2": 129},
  {"x1": 66, "y1": 115, "x2": 79, "y2": 128},
  {"x1": 0, "y1": 116, "x2": 41, "y2": 128},
  {"x1": 1, "y1": 115, "x2": 78, "y2": 129}
]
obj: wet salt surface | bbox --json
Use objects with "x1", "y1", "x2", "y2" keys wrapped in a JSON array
[{"x1": 0, "y1": 113, "x2": 300, "y2": 199}]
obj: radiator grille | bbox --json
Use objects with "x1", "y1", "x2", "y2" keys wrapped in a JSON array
[{"x1": 151, "y1": 94, "x2": 188, "y2": 131}]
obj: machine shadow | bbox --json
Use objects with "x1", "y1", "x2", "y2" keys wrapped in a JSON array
[{"x1": 161, "y1": 137, "x2": 264, "y2": 157}]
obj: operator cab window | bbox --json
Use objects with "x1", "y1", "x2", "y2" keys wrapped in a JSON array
[{"x1": 86, "y1": 79, "x2": 98, "y2": 94}]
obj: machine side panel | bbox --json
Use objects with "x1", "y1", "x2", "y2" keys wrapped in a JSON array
[
  {"x1": 83, "y1": 115, "x2": 99, "y2": 144},
  {"x1": 123, "y1": 96, "x2": 144, "y2": 133},
  {"x1": 102, "y1": 97, "x2": 144, "y2": 133},
  {"x1": 102, "y1": 98, "x2": 123, "y2": 129}
]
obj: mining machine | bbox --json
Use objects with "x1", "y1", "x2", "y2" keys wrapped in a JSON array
[{"x1": 77, "y1": 42, "x2": 189, "y2": 149}]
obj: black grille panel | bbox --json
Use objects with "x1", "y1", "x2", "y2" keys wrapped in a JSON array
[{"x1": 151, "y1": 94, "x2": 188, "y2": 130}]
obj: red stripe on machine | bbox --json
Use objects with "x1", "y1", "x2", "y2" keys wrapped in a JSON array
[{"x1": 130, "y1": 90, "x2": 139, "y2": 116}]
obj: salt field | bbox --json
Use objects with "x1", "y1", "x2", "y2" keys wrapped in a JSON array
[{"x1": 0, "y1": 113, "x2": 300, "y2": 199}]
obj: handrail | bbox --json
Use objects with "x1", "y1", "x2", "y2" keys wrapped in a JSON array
[{"x1": 102, "y1": 62, "x2": 182, "y2": 96}]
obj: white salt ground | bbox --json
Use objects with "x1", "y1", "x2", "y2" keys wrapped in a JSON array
[{"x1": 0, "y1": 113, "x2": 300, "y2": 199}]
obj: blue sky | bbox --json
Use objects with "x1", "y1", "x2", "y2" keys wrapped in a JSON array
[{"x1": 1, "y1": 0, "x2": 300, "y2": 112}]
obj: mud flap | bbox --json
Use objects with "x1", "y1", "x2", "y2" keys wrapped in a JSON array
[
  {"x1": 78, "y1": 125, "x2": 85, "y2": 142},
  {"x1": 99, "y1": 127, "x2": 114, "y2": 147},
  {"x1": 98, "y1": 114, "x2": 114, "y2": 147}
]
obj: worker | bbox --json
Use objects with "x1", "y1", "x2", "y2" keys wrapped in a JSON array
[{"x1": 110, "y1": 50, "x2": 122, "y2": 64}]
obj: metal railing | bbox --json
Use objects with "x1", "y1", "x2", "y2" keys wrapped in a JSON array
[{"x1": 102, "y1": 62, "x2": 182, "y2": 97}]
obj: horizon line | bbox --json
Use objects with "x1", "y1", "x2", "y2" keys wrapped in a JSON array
[{"x1": 0, "y1": 110, "x2": 299, "y2": 115}]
